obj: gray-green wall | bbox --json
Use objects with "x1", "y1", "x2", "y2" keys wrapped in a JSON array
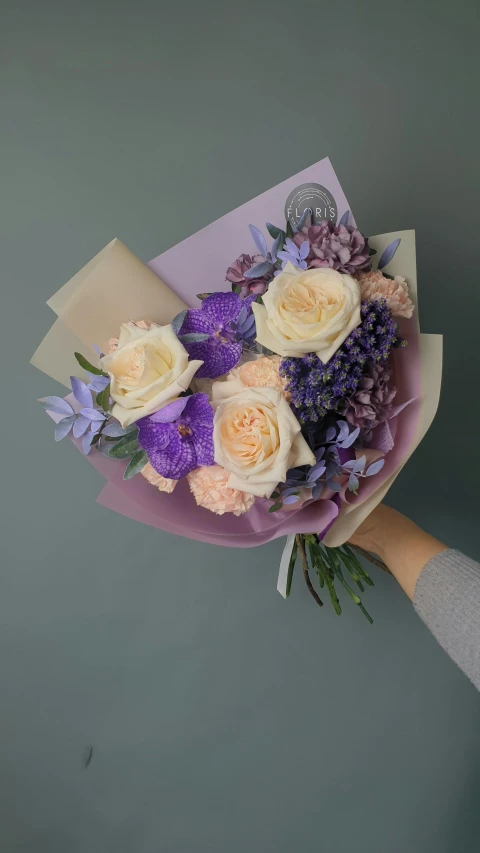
[{"x1": 2, "y1": 1, "x2": 479, "y2": 851}]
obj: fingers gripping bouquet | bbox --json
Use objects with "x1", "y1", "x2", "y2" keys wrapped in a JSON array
[{"x1": 32, "y1": 159, "x2": 442, "y2": 622}]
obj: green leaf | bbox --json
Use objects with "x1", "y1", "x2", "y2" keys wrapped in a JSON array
[
  {"x1": 266, "y1": 222, "x2": 285, "y2": 242},
  {"x1": 197, "y1": 292, "x2": 215, "y2": 301},
  {"x1": 123, "y1": 450, "x2": 148, "y2": 480},
  {"x1": 179, "y1": 332, "x2": 210, "y2": 343},
  {"x1": 108, "y1": 432, "x2": 139, "y2": 460},
  {"x1": 285, "y1": 539, "x2": 297, "y2": 598},
  {"x1": 268, "y1": 503, "x2": 282, "y2": 513},
  {"x1": 286, "y1": 220, "x2": 294, "y2": 239},
  {"x1": 96, "y1": 385, "x2": 111, "y2": 412},
  {"x1": 74, "y1": 352, "x2": 107, "y2": 377},
  {"x1": 325, "y1": 548, "x2": 373, "y2": 623}
]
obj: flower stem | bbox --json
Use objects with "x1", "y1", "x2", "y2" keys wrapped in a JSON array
[{"x1": 295, "y1": 534, "x2": 323, "y2": 608}]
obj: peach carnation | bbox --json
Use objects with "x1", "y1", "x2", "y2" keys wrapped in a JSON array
[
  {"x1": 232, "y1": 356, "x2": 289, "y2": 398},
  {"x1": 357, "y1": 271, "x2": 414, "y2": 319},
  {"x1": 141, "y1": 462, "x2": 177, "y2": 493},
  {"x1": 187, "y1": 465, "x2": 255, "y2": 516}
]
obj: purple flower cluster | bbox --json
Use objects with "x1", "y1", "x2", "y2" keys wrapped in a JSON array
[
  {"x1": 280, "y1": 300, "x2": 404, "y2": 424},
  {"x1": 137, "y1": 394, "x2": 214, "y2": 480},
  {"x1": 339, "y1": 361, "x2": 397, "y2": 432},
  {"x1": 179, "y1": 292, "x2": 256, "y2": 379},
  {"x1": 293, "y1": 218, "x2": 372, "y2": 275}
]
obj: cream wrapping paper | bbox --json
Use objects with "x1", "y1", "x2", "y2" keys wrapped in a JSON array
[{"x1": 31, "y1": 238, "x2": 187, "y2": 387}]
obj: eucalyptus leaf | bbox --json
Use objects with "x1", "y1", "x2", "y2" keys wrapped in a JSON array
[
  {"x1": 271, "y1": 232, "x2": 283, "y2": 262},
  {"x1": 102, "y1": 421, "x2": 130, "y2": 438},
  {"x1": 171, "y1": 309, "x2": 188, "y2": 335},
  {"x1": 123, "y1": 450, "x2": 148, "y2": 480},
  {"x1": 108, "y1": 433, "x2": 139, "y2": 459},
  {"x1": 378, "y1": 238, "x2": 401, "y2": 270},
  {"x1": 243, "y1": 261, "x2": 272, "y2": 279},
  {"x1": 248, "y1": 224, "x2": 267, "y2": 258},
  {"x1": 179, "y1": 332, "x2": 210, "y2": 343},
  {"x1": 266, "y1": 222, "x2": 284, "y2": 241},
  {"x1": 40, "y1": 397, "x2": 74, "y2": 416},
  {"x1": 338, "y1": 209, "x2": 351, "y2": 227},
  {"x1": 54, "y1": 415, "x2": 76, "y2": 441}
]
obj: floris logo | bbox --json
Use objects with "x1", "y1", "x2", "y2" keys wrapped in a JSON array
[{"x1": 284, "y1": 183, "x2": 338, "y2": 231}]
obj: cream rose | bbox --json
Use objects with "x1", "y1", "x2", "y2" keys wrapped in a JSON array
[
  {"x1": 100, "y1": 323, "x2": 203, "y2": 427},
  {"x1": 252, "y1": 262, "x2": 361, "y2": 363},
  {"x1": 212, "y1": 385, "x2": 315, "y2": 498}
]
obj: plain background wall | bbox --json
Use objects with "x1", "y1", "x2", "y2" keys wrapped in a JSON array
[{"x1": 1, "y1": 1, "x2": 479, "y2": 851}]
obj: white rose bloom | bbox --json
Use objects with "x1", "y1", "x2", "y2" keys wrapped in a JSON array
[
  {"x1": 100, "y1": 323, "x2": 203, "y2": 427},
  {"x1": 252, "y1": 262, "x2": 361, "y2": 363},
  {"x1": 212, "y1": 385, "x2": 315, "y2": 498}
]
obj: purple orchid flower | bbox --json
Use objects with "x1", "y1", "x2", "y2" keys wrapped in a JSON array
[
  {"x1": 39, "y1": 376, "x2": 107, "y2": 455},
  {"x1": 276, "y1": 237, "x2": 310, "y2": 274},
  {"x1": 137, "y1": 393, "x2": 214, "y2": 479},
  {"x1": 178, "y1": 292, "x2": 256, "y2": 379}
]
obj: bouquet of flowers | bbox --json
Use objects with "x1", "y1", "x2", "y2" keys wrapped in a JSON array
[{"x1": 31, "y1": 159, "x2": 442, "y2": 621}]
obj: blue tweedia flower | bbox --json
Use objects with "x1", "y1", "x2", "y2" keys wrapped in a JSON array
[
  {"x1": 276, "y1": 237, "x2": 310, "y2": 273},
  {"x1": 39, "y1": 376, "x2": 107, "y2": 454},
  {"x1": 280, "y1": 299, "x2": 404, "y2": 424},
  {"x1": 137, "y1": 393, "x2": 214, "y2": 480},
  {"x1": 179, "y1": 292, "x2": 256, "y2": 379}
]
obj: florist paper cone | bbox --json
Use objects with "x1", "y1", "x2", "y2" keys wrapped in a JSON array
[
  {"x1": 31, "y1": 239, "x2": 187, "y2": 384},
  {"x1": 56, "y1": 239, "x2": 187, "y2": 353},
  {"x1": 31, "y1": 318, "x2": 98, "y2": 389},
  {"x1": 148, "y1": 158, "x2": 352, "y2": 307}
]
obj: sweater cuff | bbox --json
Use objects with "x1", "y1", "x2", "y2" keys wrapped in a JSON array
[{"x1": 413, "y1": 549, "x2": 480, "y2": 689}]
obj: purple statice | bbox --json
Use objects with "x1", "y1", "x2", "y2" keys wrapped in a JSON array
[
  {"x1": 293, "y1": 216, "x2": 372, "y2": 275},
  {"x1": 179, "y1": 292, "x2": 256, "y2": 379},
  {"x1": 137, "y1": 394, "x2": 214, "y2": 480},
  {"x1": 280, "y1": 299, "x2": 404, "y2": 424},
  {"x1": 276, "y1": 237, "x2": 310, "y2": 273}
]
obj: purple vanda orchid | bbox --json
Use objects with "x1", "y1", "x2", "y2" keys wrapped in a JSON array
[
  {"x1": 178, "y1": 292, "x2": 256, "y2": 379},
  {"x1": 137, "y1": 393, "x2": 214, "y2": 480}
]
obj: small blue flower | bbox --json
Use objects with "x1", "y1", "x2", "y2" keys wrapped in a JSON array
[
  {"x1": 276, "y1": 238, "x2": 310, "y2": 273},
  {"x1": 39, "y1": 376, "x2": 107, "y2": 454}
]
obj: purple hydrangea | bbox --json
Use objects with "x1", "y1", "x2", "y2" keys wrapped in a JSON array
[
  {"x1": 280, "y1": 300, "x2": 404, "y2": 424},
  {"x1": 179, "y1": 292, "x2": 256, "y2": 379},
  {"x1": 339, "y1": 361, "x2": 397, "y2": 433},
  {"x1": 137, "y1": 393, "x2": 214, "y2": 479},
  {"x1": 293, "y1": 218, "x2": 372, "y2": 275}
]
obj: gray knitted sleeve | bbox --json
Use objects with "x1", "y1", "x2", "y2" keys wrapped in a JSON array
[{"x1": 413, "y1": 549, "x2": 480, "y2": 689}]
